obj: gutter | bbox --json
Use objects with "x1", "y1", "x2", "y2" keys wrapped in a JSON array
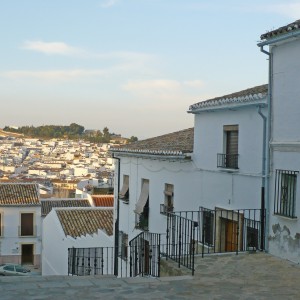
[
  {"x1": 112, "y1": 153, "x2": 120, "y2": 276},
  {"x1": 188, "y1": 100, "x2": 267, "y2": 114},
  {"x1": 258, "y1": 106, "x2": 267, "y2": 251},
  {"x1": 259, "y1": 45, "x2": 272, "y2": 252},
  {"x1": 258, "y1": 29, "x2": 300, "y2": 47}
]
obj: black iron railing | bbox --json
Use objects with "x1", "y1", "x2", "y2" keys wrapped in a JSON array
[
  {"x1": 274, "y1": 169, "x2": 298, "y2": 218},
  {"x1": 68, "y1": 247, "x2": 114, "y2": 276},
  {"x1": 129, "y1": 232, "x2": 161, "y2": 277},
  {"x1": 164, "y1": 212, "x2": 198, "y2": 275},
  {"x1": 217, "y1": 153, "x2": 239, "y2": 169},
  {"x1": 160, "y1": 204, "x2": 174, "y2": 215}
]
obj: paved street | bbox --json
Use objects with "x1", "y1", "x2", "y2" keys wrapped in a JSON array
[{"x1": 1, "y1": 252, "x2": 300, "y2": 299}]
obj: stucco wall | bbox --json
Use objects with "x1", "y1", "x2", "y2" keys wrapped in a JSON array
[{"x1": 42, "y1": 209, "x2": 114, "y2": 276}]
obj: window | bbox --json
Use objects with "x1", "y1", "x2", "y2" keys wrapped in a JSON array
[
  {"x1": 118, "y1": 231, "x2": 128, "y2": 260},
  {"x1": 160, "y1": 184, "x2": 174, "y2": 214},
  {"x1": 119, "y1": 175, "x2": 129, "y2": 203},
  {"x1": 274, "y1": 170, "x2": 298, "y2": 218},
  {"x1": 217, "y1": 125, "x2": 239, "y2": 169},
  {"x1": 135, "y1": 179, "x2": 149, "y2": 231},
  {"x1": 20, "y1": 213, "x2": 34, "y2": 236},
  {"x1": 203, "y1": 210, "x2": 214, "y2": 246}
]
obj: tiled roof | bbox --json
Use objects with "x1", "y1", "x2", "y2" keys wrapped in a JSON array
[
  {"x1": 110, "y1": 128, "x2": 194, "y2": 157},
  {"x1": 260, "y1": 20, "x2": 300, "y2": 41},
  {"x1": 41, "y1": 198, "x2": 91, "y2": 216},
  {"x1": 0, "y1": 183, "x2": 40, "y2": 205},
  {"x1": 92, "y1": 195, "x2": 114, "y2": 207},
  {"x1": 189, "y1": 84, "x2": 268, "y2": 112},
  {"x1": 56, "y1": 208, "x2": 113, "y2": 238}
]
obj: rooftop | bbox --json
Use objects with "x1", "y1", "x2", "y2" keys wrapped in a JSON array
[
  {"x1": 261, "y1": 19, "x2": 300, "y2": 41},
  {"x1": 189, "y1": 84, "x2": 268, "y2": 112},
  {"x1": 41, "y1": 198, "x2": 91, "y2": 216},
  {"x1": 0, "y1": 183, "x2": 40, "y2": 206},
  {"x1": 110, "y1": 128, "x2": 194, "y2": 157},
  {"x1": 56, "y1": 208, "x2": 113, "y2": 238},
  {"x1": 92, "y1": 195, "x2": 114, "y2": 207}
]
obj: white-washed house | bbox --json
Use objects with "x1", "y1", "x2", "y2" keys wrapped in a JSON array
[
  {"x1": 0, "y1": 183, "x2": 42, "y2": 268},
  {"x1": 42, "y1": 207, "x2": 114, "y2": 275}
]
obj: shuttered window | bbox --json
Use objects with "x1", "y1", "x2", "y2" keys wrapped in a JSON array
[
  {"x1": 20, "y1": 213, "x2": 34, "y2": 236},
  {"x1": 135, "y1": 179, "x2": 149, "y2": 214}
]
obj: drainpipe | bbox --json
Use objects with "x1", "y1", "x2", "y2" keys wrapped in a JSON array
[
  {"x1": 112, "y1": 153, "x2": 120, "y2": 276},
  {"x1": 259, "y1": 45, "x2": 272, "y2": 252},
  {"x1": 258, "y1": 105, "x2": 267, "y2": 250}
]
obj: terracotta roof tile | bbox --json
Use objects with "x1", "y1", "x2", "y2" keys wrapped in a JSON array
[
  {"x1": 41, "y1": 199, "x2": 91, "y2": 216},
  {"x1": 111, "y1": 128, "x2": 194, "y2": 156},
  {"x1": 56, "y1": 208, "x2": 113, "y2": 238},
  {"x1": 0, "y1": 183, "x2": 40, "y2": 205},
  {"x1": 92, "y1": 195, "x2": 114, "y2": 207}
]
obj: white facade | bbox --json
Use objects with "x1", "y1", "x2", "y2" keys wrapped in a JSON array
[
  {"x1": 0, "y1": 206, "x2": 42, "y2": 267},
  {"x1": 263, "y1": 35, "x2": 300, "y2": 263},
  {"x1": 42, "y1": 209, "x2": 114, "y2": 275}
]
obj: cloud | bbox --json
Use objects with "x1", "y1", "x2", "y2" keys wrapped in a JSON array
[
  {"x1": 2, "y1": 69, "x2": 107, "y2": 80},
  {"x1": 183, "y1": 80, "x2": 205, "y2": 88},
  {"x1": 22, "y1": 40, "x2": 82, "y2": 56},
  {"x1": 100, "y1": 0, "x2": 118, "y2": 8},
  {"x1": 264, "y1": 2, "x2": 300, "y2": 19},
  {"x1": 122, "y1": 79, "x2": 181, "y2": 93}
]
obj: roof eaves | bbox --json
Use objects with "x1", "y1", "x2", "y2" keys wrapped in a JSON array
[{"x1": 188, "y1": 92, "x2": 267, "y2": 113}]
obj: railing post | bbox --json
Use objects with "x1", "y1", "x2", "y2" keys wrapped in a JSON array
[
  {"x1": 178, "y1": 217, "x2": 182, "y2": 268},
  {"x1": 236, "y1": 211, "x2": 240, "y2": 255}
]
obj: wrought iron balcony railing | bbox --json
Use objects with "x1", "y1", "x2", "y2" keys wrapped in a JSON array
[
  {"x1": 160, "y1": 204, "x2": 174, "y2": 215},
  {"x1": 217, "y1": 153, "x2": 239, "y2": 169}
]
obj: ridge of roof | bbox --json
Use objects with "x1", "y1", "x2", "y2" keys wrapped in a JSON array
[
  {"x1": 189, "y1": 84, "x2": 268, "y2": 112},
  {"x1": 110, "y1": 128, "x2": 194, "y2": 157},
  {"x1": 260, "y1": 20, "x2": 300, "y2": 41}
]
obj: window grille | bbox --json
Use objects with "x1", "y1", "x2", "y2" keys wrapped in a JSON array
[{"x1": 274, "y1": 170, "x2": 298, "y2": 218}]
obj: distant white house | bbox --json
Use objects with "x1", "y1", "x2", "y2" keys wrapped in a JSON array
[{"x1": 0, "y1": 183, "x2": 42, "y2": 268}]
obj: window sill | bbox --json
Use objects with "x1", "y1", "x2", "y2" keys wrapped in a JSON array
[
  {"x1": 217, "y1": 167, "x2": 239, "y2": 173},
  {"x1": 273, "y1": 214, "x2": 298, "y2": 221}
]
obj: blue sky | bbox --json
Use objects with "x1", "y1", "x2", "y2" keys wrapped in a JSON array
[{"x1": 0, "y1": 1, "x2": 298, "y2": 138}]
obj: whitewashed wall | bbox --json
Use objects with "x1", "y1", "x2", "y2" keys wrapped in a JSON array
[
  {"x1": 0, "y1": 206, "x2": 42, "y2": 266},
  {"x1": 268, "y1": 38, "x2": 300, "y2": 263},
  {"x1": 42, "y1": 209, "x2": 114, "y2": 276}
]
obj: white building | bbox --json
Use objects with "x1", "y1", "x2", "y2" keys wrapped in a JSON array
[
  {"x1": 258, "y1": 20, "x2": 300, "y2": 263},
  {"x1": 42, "y1": 208, "x2": 114, "y2": 275},
  {"x1": 0, "y1": 183, "x2": 42, "y2": 268}
]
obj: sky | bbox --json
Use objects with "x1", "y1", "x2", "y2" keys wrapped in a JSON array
[{"x1": 0, "y1": 1, "x2": 298, "y2": 139}]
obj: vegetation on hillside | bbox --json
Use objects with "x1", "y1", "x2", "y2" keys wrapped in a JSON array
[{"x1": 3, "y1": 124, "x2": 133, "y2": 143}]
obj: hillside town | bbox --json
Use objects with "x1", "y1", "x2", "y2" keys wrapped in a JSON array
[{"x1": 0, "y1": 130, "x2": 128, "y2": 197}]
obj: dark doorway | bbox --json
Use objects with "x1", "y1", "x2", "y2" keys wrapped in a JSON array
[{"x1": 21, "y1": 244, "x2": 34, "y2": 264}]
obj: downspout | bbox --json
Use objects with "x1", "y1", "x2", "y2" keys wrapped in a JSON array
[
  {"x1": 112, "y1": 153, "x2": 120, "y2": 276},
  {"x1": 260, "y1": 45, "x2": 272, "y2": 252},
  {"x1": 258, "y1": 105, "x2": 267, "y2": 251}
]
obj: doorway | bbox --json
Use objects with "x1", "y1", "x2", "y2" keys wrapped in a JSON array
[
  {"x1": 225, "y1": 220, "x2": 238, "y2": 252},
  {"x1": 21, "y1": 244, "x2": 34, "y2": 265}
]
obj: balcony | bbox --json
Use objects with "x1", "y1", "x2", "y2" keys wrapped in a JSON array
[
  {"x1": 217, "y1": 153, "x2": 239, "y2": 169},
  {"x1": 160, "y1": 204, "x2": 174, "y2": 215}
]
